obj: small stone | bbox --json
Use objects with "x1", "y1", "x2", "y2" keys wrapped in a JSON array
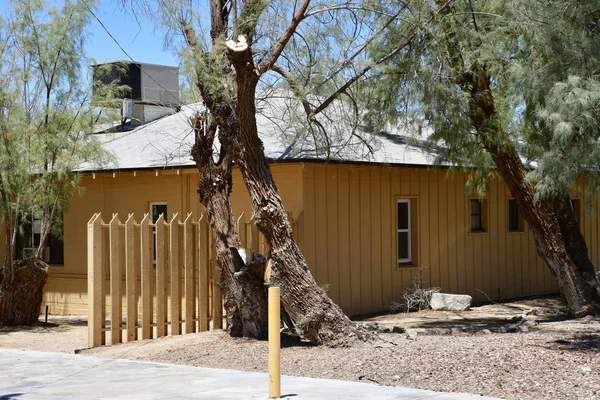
[
  {"x1": 381, "y1": 327, "x2": 391, "y2": 333},
  {"x1": 392, "y1": 326, "x2": 405, "y2": 334},
  {"x1": 363, "y1": 322, "x2": 379, "y2": 331},
  {"x1": 406, "y1": 329, "x2": 418, "y2": 340},
  {"x1": 450, "y1": 327, "x2": 462, "y2": 335},
  {"x1": 393, "y1": 375, "x2": 400, "y2": 380},
  {"x1": 520, "y1": 319, "x2": 537, "y2": 328},
  {"x1": 526, "y1": 307, "x2": 547, "y2": 316},
  {"x1": 462, "y1": 326, "x2": 475, "y2": 334},
  {"x1": 510, "y1": 314, "x2": 526, "y2": 323},
  {"x1": 581, "y1": 367, "x2": 592, "y2": 373},
  {"x1": 480, "y1": 329, "x2": 492, "y2": 335},
  {"x1": 500, "y1": 324, "x2": 519, "y2": 333},
  {"x1": 519, "y1": 325, "x2": 529, "y2": 333}
]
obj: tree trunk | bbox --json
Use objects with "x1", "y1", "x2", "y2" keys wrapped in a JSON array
[
  {"x1": 191, "y1": 117, "x2": 269, "y2": 338},
  {"x1": 464, "y1": 70, "x2": 600, "y2": 316},
  {"x1": 228, "y1": 45, "x2": 369, "y2": 346},
  {"x1": 0, "y1": 259, "x2": 48, "y2": 326},
  {"x1": 181, "y1": 2, "x2": 269, "y2": 339}
]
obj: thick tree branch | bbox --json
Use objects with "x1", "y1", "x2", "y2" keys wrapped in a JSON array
[{"x1": 257, "y1": 0, "x2": 311, "y2": 75}]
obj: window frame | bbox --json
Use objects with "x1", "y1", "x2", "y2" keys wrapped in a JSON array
[
  {"x1": 507, "y1": 198, "x2": 524, "y2": 233},
  {"x1": 149, "y1": 202, "x2": 167, "y2": 264},
  {"x1": 149, "y1": 202, "x2": 168, "y2": 223},
  {"x1": 469, "y1": 198, "x2": 488, "y2": 234},
  {"x1": 397, "y1": 199, "x2": 412, "y2": 264}
]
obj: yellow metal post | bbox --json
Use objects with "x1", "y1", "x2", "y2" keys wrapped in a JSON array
[{"x1": 268, "y1": 286, "x2": 281, "y2": 398}]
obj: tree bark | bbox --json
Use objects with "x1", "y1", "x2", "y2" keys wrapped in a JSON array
[
  {"x1": 463, "y1": 70, "x2": 600, "y2": 317},
  {"x1": 227, "y1": 43, "x2": 369, "y2": 346},
  {"x1": 180, "y1": 1, "x2": 269, "y2": 339},
  {"x1": 180, "y1": 0, "x2": 369, "y2": 345},
  {"x1": 191, "y1": 116, "x2": 269, "y2": 338},
  {"x1": 0, "y1": 258, "x2": 48, "y2": 326}
]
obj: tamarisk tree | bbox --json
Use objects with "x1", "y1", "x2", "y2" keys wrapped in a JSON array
[
  {"x1": 368, "y1": 0, "x2": 600, "y2": 316},
  {"x1": 0, "y1": 0, "x2": 108, "y2": 325},
  {"x1": 128, "y1": 0, "x2": 406, "y2": 344}
]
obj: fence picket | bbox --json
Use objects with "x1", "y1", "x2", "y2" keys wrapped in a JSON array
[
  {"x1": 88, "y1": 211, "x2": 300, "y2": 348},
  {"x1": 198, "y1": 216, "x2": 209, "y2": 332},
  {"x1": 156, "y1": 214, "x2": 167, "y2": 337},
  {"x1": 183, "y1": 214, "x2": 194, "y2": 334},
  {"x1": 169, "y1": 214, "x2": 181, "y2": 336},
  {"x1": 140, "y1": 214, "x2": 153, "y2": 339},
  {"x1": 109, "y1": 215, "x2": 122, "y2": 344},
  {"x1": 125, "y1": 214, "x2": 137, "y2": 342},
  {"x1": 249, "y1": 215, "x2": 258, "y2": 251},
  {"x1": 87, "y1": 213, "x2": 104, "y2": 347}
]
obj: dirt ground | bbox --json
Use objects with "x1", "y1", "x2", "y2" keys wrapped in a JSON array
[{"x1": 2, "y1": 297, "x2": 599, "y2": 399}]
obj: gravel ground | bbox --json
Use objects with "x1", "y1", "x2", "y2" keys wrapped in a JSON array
[
  {"x1": 0, "y1": 316, "x2": 87, "y2": 353},
  {"x1": 2, "y1": 299, "x2": 599, "y2": 399},
  {"x1": 83, "y1": 316, "x2": 600, "y2": 399}
]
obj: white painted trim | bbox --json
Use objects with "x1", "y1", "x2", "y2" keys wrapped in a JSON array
[
  {"x1": 397, "y1": 199, "x2": 411, "y2": 263},
  {"x1": 149, "y1": 202, "x2": 168, "y2": 222}
]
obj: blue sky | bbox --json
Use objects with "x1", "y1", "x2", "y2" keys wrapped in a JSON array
[
  {"x1": 0, "y1": 0, "x2": 180, "y2": 67},
  {"x1": 86, "y1": 3, "x2": 179, "y2": 67}
]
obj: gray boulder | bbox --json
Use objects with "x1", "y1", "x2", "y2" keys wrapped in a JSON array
[{"x1": 430, "y1": 293, "x2": 472, "y2": 311}]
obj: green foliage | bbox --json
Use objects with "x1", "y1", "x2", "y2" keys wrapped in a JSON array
[
  {"x1": 91, "y1": 62, "x2": 132, "y2": 108},
  {"x1": 0, "y1": 0, "x2": 110, "y2": 260},
  {"x1": 366, "y1": 0, "x2": 600, "y2": 199}
]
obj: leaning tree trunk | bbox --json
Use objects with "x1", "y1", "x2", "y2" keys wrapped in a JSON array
[
  {"x1": 181, "y1": 2, "x2": 270, "y2": 338},
  {"x1": 463, "y1": 69, "x2": 600, "y2": 317},
  {"x1": 191, "y1": 116, "x2": 269, "y2": 338},
  {"x1": 227, "y1": 44, "x2": 370, "y2": 346}
]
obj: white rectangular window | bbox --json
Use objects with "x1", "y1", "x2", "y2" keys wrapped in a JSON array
[
  {"x1": 397, "y1": 199, "x2": 411, "y2": 263},
  {"x1": 150, "y1": 202, "x2": 167, "y2": 263}
]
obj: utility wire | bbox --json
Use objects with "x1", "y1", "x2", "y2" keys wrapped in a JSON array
[{"x1": 82, "y1": 0, "x2": 180, "y2": 106}]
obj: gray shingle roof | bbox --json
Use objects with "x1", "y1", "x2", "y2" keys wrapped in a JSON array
[{"x1": 80, "y1": 99, "x2": 436, "y2": 172}]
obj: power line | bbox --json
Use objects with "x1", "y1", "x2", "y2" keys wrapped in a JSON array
[{"x1": 83, "y1": 0, "x2": 180, "y2": 106}]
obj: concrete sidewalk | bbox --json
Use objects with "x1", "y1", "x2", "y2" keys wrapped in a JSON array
[{"x1": 0, "y1": 349, "x2": 498, "y2": 399}]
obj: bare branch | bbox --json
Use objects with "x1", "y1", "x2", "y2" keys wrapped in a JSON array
[
  {"x1": 258, "y1": 0, "x2": 311, "y2": 75},
  {"x1": 315, "y1": 3, "x2": 408, "y2": 91}
]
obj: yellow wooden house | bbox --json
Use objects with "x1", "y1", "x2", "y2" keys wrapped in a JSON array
[{"x1": 30, "y1": 102, "x2": 600, "y2": 318}]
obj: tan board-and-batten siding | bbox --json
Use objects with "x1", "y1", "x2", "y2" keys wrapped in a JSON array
[
  {"x1": 301, "y1": 163, "x2": 600, "y2": 317},
  {"x1": 29, "y1": 161, "x2": 600, "y2": 318}
]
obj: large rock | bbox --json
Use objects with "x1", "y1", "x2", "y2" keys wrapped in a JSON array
[{"x1": 430, "y1": 293, "x2": 472, "y2": 311}]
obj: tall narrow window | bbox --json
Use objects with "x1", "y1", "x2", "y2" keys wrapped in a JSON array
[
  {"x1": 150, "y1": 202, "x2": 167, "y2": 263},
  {"x1": 397, "y1": 199, "x2": 411, "y2": 263},
  {"x1": 508, "y1": 199, "x2": 523, "y2": 232},
  {"x1": 470, "y1": 199, "x2": 487, "y2": 233}
]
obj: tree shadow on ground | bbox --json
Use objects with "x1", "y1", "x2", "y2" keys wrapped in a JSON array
[
  {"x1": 542, "y1": 333, "x2": 600, "y2": 354},
  {"x1": 280, "y1": 333, "x2": 314, "y2": 348},
  {"x1": 411, "y1": 312, "x2": 569, "y2": 331},
  {"x1": 0, "y1": 393, "x2": 23, "y2": 399},
  {"x1": 0, "y1": 318, "x2": 86, "y2": 335}
]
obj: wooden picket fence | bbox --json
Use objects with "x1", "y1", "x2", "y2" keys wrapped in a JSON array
[{"x1": 87, "y1": 211, "x2": 300, "y2": 348}]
